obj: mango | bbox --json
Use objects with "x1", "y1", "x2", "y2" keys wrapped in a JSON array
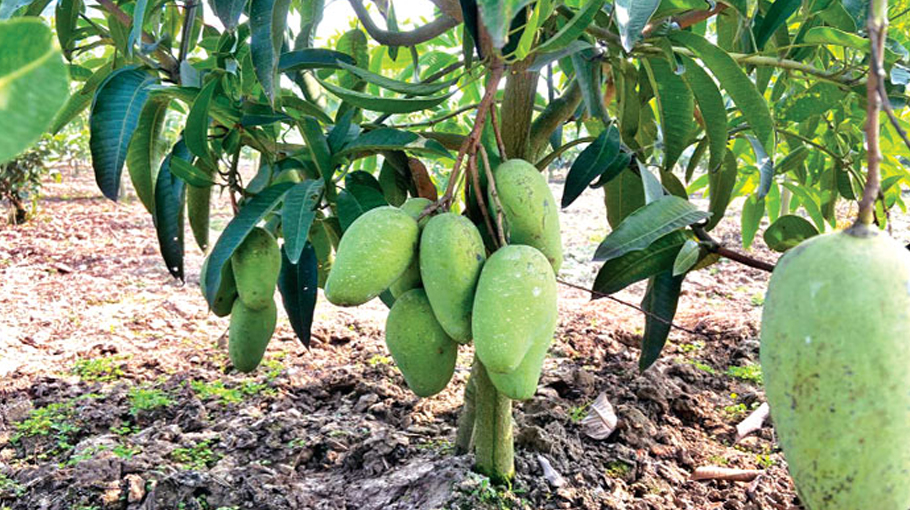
[
  {"x1": 420, "y1": 213, "x2": 486, "y2": 343},
  {"x1": 389, "y1": 258, "x2": 421, "y2": 298},
  {"x1": 231, "y1": 227, "x2": 281, "y2": 310},
  {"x1": 473, "y1": 245, "x2": 557, "y2": 374},
  {"x1": 200, "y1": 255, "x2": 238, "y2": 317},
  {"x1": 489, "y1": 159, "x2": 563, "y2": 272},
  {"x1": 488, "y1": 334, "x2": 552, "y2": 400},
  {"x1": 324, "y1": 206, "x2": 419, "y2": 306},
  {"x1": 385, "y1": 289, "x2": 458, "y2": 397},
  {"x1": 761, "y1": 227, "x2": 910, "y2": 510},
  {"x1": 400, "y1": 197, "x2": 433, "y2": 227},
  {"x1": 228, "y1": 298, "x2": 277, "y2": 373}
]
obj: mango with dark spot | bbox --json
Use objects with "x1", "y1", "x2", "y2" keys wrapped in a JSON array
[
  {"x1": 231, "y1": 227, "x2": 281, "y2": 310},
  {"x1": 228, "y1": 298, "x2": 277, "y2": 373}
]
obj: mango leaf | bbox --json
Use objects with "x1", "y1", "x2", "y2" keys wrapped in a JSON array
[
  {"x1": 604, "y1": 167, "x2": 646, "y2": 228},
  {"x1": 679, "y1": 56, "x2": 727, "y2": 171},
  {"x1": 169, "y1": 157, "x2": 215, "y2": 187},
  {"x1": 278, "y1": 243, "x2": 318, "y2": 347},
  {"x1": 316, "y1": 78, "x2": 454, "y2": 114},
  {"x1": 512, "y1": 0, "x2": 543, "y2": 60},
  {"x1": 571, "y1": 47, "x2": 608, "y2": 121},
  {"x1": 90, "y1": 66, "x2": 158, "y2": 200},
  {"x1": 0, "y1": 19, "x2": 70, "y2": 164},
  {"x1": 282, "y1": 180, "x2": 324, "y2": 264},
  {"x1": 753, "y1": 0, "x2": 800, "y2": 50},
  {"x1": 639, "y1": 271, "x2": 684, "y2": 371},
  {"x1": 335, "y1": 128, "x2": 453, "y2": 159},
  {"x1": 593, "y1": 230, "x2": 688, "y2": 295},
  {"x1": 763, "y1": 214, "x2": 818, "y2": 252},
  {"x1": 298, "y1": 116, "x2": 334, "y2": 187},
  {"x1": 55, "y1": 0, "x2": 81, "y2": 58},
  {"x1": 803, "y1": 26, "x2": 901, "y2": 62},
  {"x1": 335, "y1": 29, "x2": 369, "y2": 89},
  {"x1": 186, "y1": 78, "x2": 218, "y2": 163},
  {"x1": 336, "y1": 190, "x2": 364, "y2": 232},
  {"x1": 669, "y1": 31, "x2": 775, "y2": 158},
  {"x1": 672, "y1": 239, "x2": 701, "y2": 276},
  {"x1": 127, "y1": 0, "x2": 149, "y2": 55},
  {"x1": 210, "y1": 0, "x2": 246, "y2": 31},
  {"x1": 250, "y1": 0, "x2": 291, "y2": 104},
  {"x1": 327, "y1": 109, "x2": 358, "y2": 153},
  {"x1": 639, "y1": 163, "x2": 665, "y2": 203},
  {"x1": 563, "y1": 126, "x2": 621, "y2": 208},
  {"x1": 154, "y1": 139, "x2": 192, "y2": 282},
  {"x1": 277, "y1": 48, "x2": 356, "y2": 71},
  {"x1": 0, "y1": 0, "x2": 32, "y2": 19},
  {"x1": 643, "y1": 57, "x2": 694, "y2": 171},
  {"x1": 740, "y1": 195, "x2": 765, "y2": 250},
  {"x1": 594, "y1": 195, "x2": 709, "y2": 261},
  {"x1": 746, "y1": 134, "x2": 774, "y2": 198},
  {"x1": 477, "y1": 0, "x2": 535, "y2": 48},
  {"x1": 282, "y1": 95, "x2": 334, "y2": 124},
  {"x1": 535, "y1": 0, "x2": 606, "y2": 54},
  {"x1": 202, "y1": 183, "x2": 295, "y2": 308},
  {"x1": 615, "y1": 0, "x2": 660, "y2": 52},
  {"x1": 529, "y1": 40, "x2": 592, "y2": 72},
  {"x1": 335, "y1": 61, "x2": 458, "y2": 96},
  {"x1": 345, "y1": 170, "x2": 387, "y2": 211},
  {"x1": 705, "y1": 149, "x2": 736, "y2": 230},
  {"x1": 126, "y1": 96, "x2": 169, "y2": 215}
]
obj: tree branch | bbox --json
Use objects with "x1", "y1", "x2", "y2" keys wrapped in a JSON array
[
  {"x1": 643, "y1": 4, "x2": 728, "y2": 38},
  {"x1": 529, "y1": 80, "x2": 582, "y2": 159},
  {"x1": 693, "y1": 226, "x2": 776, "y2": 273},
  {"x1": 94, "y1": 0, "x2": 179, "y2": 80},
  {"x1": 348, "y1": 0, "x2": 459, "y2": 47}
]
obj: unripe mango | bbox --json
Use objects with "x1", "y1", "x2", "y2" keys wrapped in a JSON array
[
  {"x1": 200, "y1": 256, "x2": 238, "y2": 317},
  {"x1": 385, "y1": 289, "x2": 457, "y2": 397},
  {"x1": 489, "y1": 159, "x2": 563, "y2": 272},
  {"x1": 488, "y1": 334, "x2": 552, "y2": 400},
  {"x1": 761, "y1": 227, "x2": 910, "y2": 510},
  {"x1": 420, "y1": 213, "x2": 486, "y2": 343},
  {"x1": 324, "y1": 206, "x2": 419, "y2": 306},
  {"x1": 231, "y1": 227, "x2": 281, "y2": 310},
  {"x1": 228, "y1": 298, "x2": 277, "y2": 373},
  {"x1": 389, "y1": 258, "x2": 421, "y2": 298},
  {"x1": 400, "y1": 197, "x2": 433, "y2": 227},
  {"x1": 473, "y1": 245, "x2": 557, "y2": 374}
]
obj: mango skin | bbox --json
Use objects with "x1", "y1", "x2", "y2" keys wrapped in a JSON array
[
  {"x1": 400, "y1": 197, "x2": 433, "y2": 228},
  {"x1": 385, "y1": 289, "x2": 458, "y2": 397},
  {"x1": 228, "y1": 298, "x2": 277, "y2": 373},
  {"x1": 324, "y1": 206, "x2": 419, "y2": 306},
  {"x1": 472, "y1": 245, "x2": 557, "y2": 374},
  {"x1": 420, "y1": 213, "x2": 486, "y2": 343},
  {"x1": 200, "y1": 256, "x2": 238, "y2": 317},
  {"x1": 489, "y1": 333, "x2": 552, "y2": 400},
  {"x1": 389, "y1": 258, "x2": 421, "y2": 298},
  {"x1": 231, "y1": 227, "x2": 281, "y2": 310},
  {"x1": 761, "y1": 228, "x2": 910, "y2": 510},
  {"x1": 490, "y1": 159, "x2": 563, "y2": 272}
]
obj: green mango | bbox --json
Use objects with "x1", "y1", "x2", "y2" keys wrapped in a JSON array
[
  {"x1": 228, "y1": 298, "x2": 277, "y2": 373},
  {"x1": 472, "y1": 245, "x2": 557, "y2": 374},
  {"x1": 231, "y1": 227, "x2": 281, "y2": 310},
  {"x1": 399, "y1": 196, "x2": 433, "y2": 228},
  {"x1": 420, "y1": 213, "x2": 486, "y2": 343},
  {"x1": 272, "y1": 169, "x2": 302, "y2": 185},
  {"x1": 186, "y1": 185, "x2": 211, "y2": 251},
  {"x1": 489, "y1": 159, "x2": 563, "y2": 272},
  {"x1": 389, "y1": 257, "x2": 421, "y2": 298},
  {"x1": 200, "y1": 255, "x2": 238, "y2": 317},
  {"x1": 385, "y1": 289, "x2": 457, "y2": 397},
  {"x1": 761, "y1": 227, "x2": 910, "y2": 510},
  {"x1": 324, "y1": 206, "x2": 419, "y2": 306},
  {"x1": 488, "y1": 333, "x2": 552, "y2": 400}
]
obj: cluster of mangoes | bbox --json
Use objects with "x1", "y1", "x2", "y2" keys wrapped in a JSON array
[
  {"x1": 324, "y1": 159, "x2": 562, "y2": 400},
  {"x1": 201, "y1": 227, "x2": 281, "y2": 372}
]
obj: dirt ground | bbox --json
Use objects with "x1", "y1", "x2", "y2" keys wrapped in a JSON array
[{"x1": 1, "y1": 164, "x2": 824, "y2": 510}]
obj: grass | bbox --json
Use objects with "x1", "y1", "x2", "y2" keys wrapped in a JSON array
[
  {"x1": 567, "y1": 402, "x2": 590, "y2": 423},
  {"x1": 683, "y1": 359, "x2": 716, "y2": 374},
  {"x1": 128, "y1": 387, "x2": 174, "y2": 415},
  {"x1": 604, "y1": 460, "x2": 632, "y2": 478},
  {"x1": 71, "y1": 356, "x2": 125, "y2": 382},
  {"x1": 171, "y1": 438, "x2": 221, "y2": 470},
  {"x1": 726, "y1": 363, "x2": 763, "y2": 385},
  {"x1": 189, "y1": 379, "x2": 268, "y2": 405},
  {"x1": 0, "y1": 473, "x2": 24, "y2": 497}
]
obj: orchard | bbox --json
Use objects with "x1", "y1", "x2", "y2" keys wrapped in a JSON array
[{"x1": 2, "y1": 0, "x2": 910, "y2": 508}]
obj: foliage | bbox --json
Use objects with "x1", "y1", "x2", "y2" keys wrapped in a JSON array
[
  {"x1": 71, "y1": 356, "x2": 126, "y2": 382},
  {"x1": 127, "y1": 387, "x2": 174, "y2": 414}
]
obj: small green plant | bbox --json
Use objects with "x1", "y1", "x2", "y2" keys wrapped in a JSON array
[
  {"x1": 678, "y1": 341, "x2": 704, "y2": 354},
  {"x1": 755, "y1": 453, "x2": 775, "y2": 469},
  {"x1": 287, "y1": 438, "x2": 307, "y2": 449},
  {"x1": 128, "y1": 387, "x2": 174, "y2": 415},
  {"x1": 171, "y1": 438, "x2": 221, "y2": 470},
  {"x1": 0, "y1": 473, "x2": 24, "y2": 497},
  {"x1": 750, "y1": 293, "x2": 765, "y2": 307},
  {"x1": 260, "y1": 358, "x2": 285, "y2": 380},
  {"x1": 367, "y1": 354, "x2": 392, "y2": 366},
  {"x1": 723, "y1": 402, "x2": 749, "y2": 419},
  {"x1": 189, "y1": 379, "x2": 267, "y2": 404},
  {"x1": 112, "y1": 443, "x2": 141, "y2": 459},
  {"x1": 726, "y1": 363, "x2": 763, "y2": 385},
  {"x1": 567, "y1": 402, "x2": 590, "y2": 423},
  {"x1": 684, "y1": 359, "x2": 716, "y2": 374},
  {"x1": 604, "y1": 460, "x2": 632, "y2": 478},
  {"x1": 707, "y1": 454, "x2": 730, "y2": 466},
  {"x1": 71, "y1": 356, "x2": 125, "y2": 382},
  {"x1": 111, "y1": 423, "x2": 139, "y2": 436}
]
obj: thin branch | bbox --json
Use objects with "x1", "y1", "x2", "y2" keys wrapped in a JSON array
[
  {"x1": 489, "y1": 105, "x2": 508, "y2": 160},
  {"x1": 774, "y1": 127, "x2": 847, "y2": 162},
  {"x1": 642, "y1": 3, "x2": 728, "y2": 38},
  {"x1": 857, "y1": 1, "x2": 888, "y2": 227},
  {"x1": 468, "y1": 153, "x2": 500, "y2": 248},
  {"x1": 535, "y1": 136, "x2": 597, "y2": 170},
  {"x1": 93, "y1": 0, "x2": 179, "y2": 80},
  {"x1": 178, "y1": 1, "x2": 199, "y2": 65},
  {"x1": 693, "y1": 226, "x2": 776, "y2": 273},
  {"x1": 348, "y1": 0, "x2": 459, "y2": 47},
  {"x1": 385, "y1": 103, "x2": 479, "y2": 129},
  {"x1": 478, "y1": 144, "x2": 507, "y2": 246}
]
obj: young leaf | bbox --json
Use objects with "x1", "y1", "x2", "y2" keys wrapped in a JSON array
[
  {"x1": 335, "y1": 61, "x2": 458, "y2": 96},
  {"x1": 705, "y1": 149, "x2": 736, "y2": 230},
  {"x1": 672, "y1": 239, "x2": 701, "y2": 276},
  {"x1": 643, "y1": 57, "x2": 694, "y2": 171},
  {"x1": 55, "y1": 0, "x2": 81, "y2": 59},
  {"x1": 534, "y1": 0, "x2": 606, "y2": 54},
  {"x1": 90, "y1": 66, "x2": 158, "y2": 200},
  {"x1": 335, "y1": 128, "x2": 453, "y2": 160},
  {"x1": 477, "y1": 0, "x2": 535, "y2": 48},
  {"x1": 209, "y1": 0, "x2": 247, "y2": 32},
  {"x1": 278, "y1": 244, "x2": 319, "y2": 347},
  {"x1": 186, "y1": 78, "x2": 218, "y2": 163},
  {"x1": 169, "y1": 157, "x2": 216, "y2": 187},
  {"x1": 639, "y1": 271, "x2": 684, "y2": 371},
  {"x1": 154, "y1": 139, "x2": 192, "y2": 281},
  {"x1": 594, "y1": 195, "x2": 709, "y2": 261},
  {"x1": 763, "y1": 214, "x2": 818, "y2": 252},
  {"x1": 562, "y1": 126, "x2": 621, "y2": 208},
  {"x1": 277, "y1": 48, "x2": 356, "y2": 71},
  {"x1": 740, "y1": 195, "x2": 765, "y2": 250},
  {"x1": 126, "y1": 96, "x2": 170, "y2": 215},
  {"x1": 593, "y1": 230, "x2": 688, "y2": 295},
  {"x1": 127, "y1": 0, "x2": 149, "y2": 56},
  {"x1": 571, "y1": 47, "x2": 608, "y2": 121},
  {"x1": 282, "y1": 180, "x2": 324, "y2": 264},
  {"x1": 753, "y1": 0, "x2": 800, "y2": 50},
  {"x1": 746, "y1": 134, "x2": 774, "y2": 198},
  {"x1": 603, "y1": 166, "x2": 646, "y2": 228},
  {"x1": 250, "y1": 0, "x2": 291, "y2": 104},
  {"x1": 615, "y1": 0, "x2": 660, "y2": 52},
  {"x1": 298, "y1": 116, "x2": 334, "y2": 187},
  {"x1": 316, "y1": 77, "x2": 454, "y2": 114},
  {"x1": 679, "y1": 56, "x2": 727, "y2": 172}
]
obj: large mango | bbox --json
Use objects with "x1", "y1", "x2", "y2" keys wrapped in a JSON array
[
  {"x1": 490, "y1": 159, "x2": 562, "y2": 272},
  {"x1": 385, "y1": 289, "x2": 458, "y2": 397},
  {"x1": 420, "y1": 213, "x2": 486, "y2": 343},
  {"x1": 388, "y1": 197, "x2": 434, "y2": 297},
  {"x1": 200, "y1": 256, "x2": 238, "y2": 317},
  {"x1": 761, "y1": 227, "x2": 910, "y2": 510},
  {"x1": 473, "y1": 245, "x2": 557, "y2": 374},
  {"x1": 324, "y1": 206, "x2": 419, "y2": 306},
  {"x1": 488, "y1": 334, "x2": 552, "y2": 400},
  {"x1": 231, "y1": 227, "x2": 281, "y2": 310},
  {"x1": 228, "y1": 298, "x2": 277, "y2": 372}
]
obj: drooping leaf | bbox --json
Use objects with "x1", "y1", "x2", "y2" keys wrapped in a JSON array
[
  {"x1": 753, "y1": 0, "x2": 800, "y2": 50},
  {"x1": 154, "y1": 139, "x2": 192, "y2": 281},
  {"x1": 335, "y1": 61, "x2": 458, "y2": 96},
  {"x1": 643, "y1": 57, "x2": 694, "y2": 171},
  {"x1": 345, "y1": 170, "x2": 387, "y2": 211},
  {"x1": 679, "y1": 56, "x2": 727, "y2": 172},
  {"x1": 740, "y1": 195, "x2": 765, "y2": 250},
  {"x1": 316, "y1": 78, "x2": 454, "y2": 114},
  {"x1": 169, "y1": 157, "x2": 216, "y2": 187},
  {"x1": 250, "y1": 0, "x2": 291, "y2": 104},
  {"x1": 763, "y1": 214, "x2": 818, "y2": 252},
  {"x1": 571, "y1": 47, "x2": 608, "y2": 121},
  {"x1": 282, "y1": 95, "x2": 334, "y2": 124},
  {"x1": 186, "y1": 78, "x2": 218, "y2": 163},
  {"x1": 594, "y1": 195, "x2": 710, "y2": 261},
  {"x1": 746, "y1": 134, "x2": 774, "y2": 199},
  {"x1": 535, "y1": 0, "x2": 606, "y2": 54},
  {"x1": 187, "y1": 184, "x2": 211, "y2": 251},
  {"x1": 127, "y1": 0, "x2": 149, "y2": 56},
  {"x1": 639, "y1": 162, "x2": 665, "y2": 204},
  {"x1": 277, "y1": 48, "x2": 356, "y2": 71},
  {"x1": 298, "y1": 116, "x2": 334, "y2": 187},
  {"x1": 90, "y1": 66, "x2": 158, "y2": 200},
  {"x1": 563, "y1": 127, "x2": 621, "y2": 208},
  {"x1": 210, "y1": 0, "x2": 246, "y2": 31},
  {"x1": 529, "y1": 40, "x2": 593, "y2": 72},
  {"x1": 593, "y1": 230, "x2": 688, "y2": 295},
  {"x1": 0, "y1": 19, "x2": 70, "y2": 164},
  {"x1": 282, "y1": 180, "x2": 324, "y2": 263},
  {"x1": 639, "y1": 271, "x2": 684, "y2": 371},
  {"x1": 335, "y1": 128, "x2": 453, "y2": 160},
  {"x1": 672, "y1": 239, "x2": 701, "y2": 276},
  {"x1": 335, "y1": 29, "x2": 369, "y2": 89},
  {"x1": 615, "y1": 0, "x2": 660, "y2": 52},
  {"x1": 202, "y1": 183, "x2": 296, "y2": 308},
  {"x1": 705, "y1": 149, "x2": 736, "y2": 230},
  {"x1": 477, "y1": 0, "x2": 535, "y2": 48},
  {"x1": 55, "y1": 0, "x2": 81, "y2": 59},
  {"x1": 327, "y1": 108, "x2": 358, "y2": 153},
  {"x1": 603, "y1": 166, "x2": 646, "y2": 228},
  {"x1": 126, "y1": 96, "x2": 169, "y2": 215},
  {"x1": 278, "y1": 243, "x2": 318, "y2": 347}
]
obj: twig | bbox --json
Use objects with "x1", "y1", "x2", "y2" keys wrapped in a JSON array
[
  {"x1": 691, "y1": 466, "x2": 763, "y2": 482},
  {"x1": 735, "y1": 402, "x2": 770, "y2": 443},
  {"x1": 642, "y1": 3, "x2": 728, "y2": 38},
  {"x1": 386, "y1": 103, "x2": 480, "y2": 129},
  {"x1": 489, "y1": 105, "x2": 508, "y2": 160},
  {"x1": 93, "y1": 0, "x2": 179, "y2": 80},
  {"x1": 348, "y1": 0, "x2": 459, "y2": 47},
  {"x1": 178, "y1": 0, "x2": 198, "y2": 65},
  {"x1": 874, "y1": 56, "x2": 910, "y2": 154},
  {"x1": 478, "y1": 145, "x2": 507, "y2": 247},
  {"x1": 692, "y1": 226, "x2": 776, "y2": 273},
  {"x1": 468, "y1": 153, "x2": 500, "y2": 248},
  {"x1": 856, "y1": 0, "x2": 888, "y2": 227}
]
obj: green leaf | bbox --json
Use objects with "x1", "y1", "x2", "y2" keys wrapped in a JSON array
[
  {"x1": 593, "y1": 230, "x2": 688, "y2": 295},
  {"x1": 187, "y1": 184, "x2": 211, "y2": 251},
  {"x1": 335, "y1": 61, "x2": 458, "y2": 96},
  {"x1": 672, "y1": 239, "x2": 701, "y2": 276},
  {"x1": 0, "y1": 19, "x2": 70, "y2": 164},
  {"x1": 154, "y1": 139, "x2": 191, "y2": 282},
  {"x1": 529, "y1": 40, "x2": 592, "y2": 72},
  {"x1": 477, "y1": 0, "x2": 535, "y2": 48},
  {"x1": 534, "y1": 0, "x2": 606, "y2": 54},
  {"x1": 336, "y1": 190, "x2": 364, "y2": 232},
  {"x1": 335, "y1": 29, "x2": 369, "y2": 89},
  {"x1": 169, "y1": 157, "x2": 215, "y2": 187},
  {"x1": 126, "y1": 96, "x2": 169, "y2": 215},
  {"x1": 298, "y1": 116, "x2": 334, "y2": 187},
  {"x1": 202, "y1": 182, "x2": 296, "y2": 308},
  {"x1": 753, "y1": 0, "x2": 800, "y2": 50},
  {"x1": 55, "y1": 0, "x2": 81, "y2": 59},
  {"x1": 278, "y1": 243, "x2": 318, "y2": 347},
  {"x1": 669, "y1": 31, "x2": 775, "y2": 158},
  {"x1": 643, "y1": 57, "x2": 694, "y2": 171},
  {"x1": 0, "y1": 0, "x2": 32, "y2": 19},
  {"x1": 277, "y1": 48, "x2": 356, "y2": 71},
  {"x1": 387, "y1": 1, "x2": 400, "y2": 60},
  {"x1": 282, "y1": 180, "x2": 324, "y2": 264},
  {"x1": 746, "y1": 134, "x2": 774, "y2": 198},
  {"x1": 740, "y1": 194, "x2": 765, "y2": 250},
  {"x1": 604, "y1": 166, "x2": 646, "y2": 228},
  {"x1": 335, "y1": 128, "x2": 453, "y2": 160},
  {"x1": 513, "y1": 0, "x2": 543, "y2": 61},
  {"x1": 679, "y1": 56, "x2": 727, "y2": 172},
  {"x1": 763, "y1": 214, "x2": 818, "y2": 252},
  {"x1": 615, "y1": 0, "x2": 660, "y2": 52},
  {"x1": 345, "y1": 170, "x2": 387, "y2": 211},
  {"x1": 706, "y1": 149, "x2": 736, "y2": 230},
  {"x1": 563, "y1": 127, "x2": 621, "y2": 208},
  {"x1": 50, "y1": 62, "x2": 111, "y2": 136},
  {"x1": 127, "y1": 0, "x2": 149, "y2": 56},
  {"x1": 639, "y1": 271, "x2": 684, "y2": 371},
  {"x1": 595, "y1": 195, "x2": 709, "y2": 261},
  {"x1": 803, "y1": 26, "x2": 901, "y2": 62},
  {"x1": 250, "y1": 0, "x2": 291, "y2": 104},
  {"x1": 571, "y1": 47, "x2": 608, "y2": 121},
  {"x1": 90, "y1": 66, "x2": 158, "y2": 200},
  {"x1": 316, "y1": 77, "x2": 454, "y2": 114},
  {"x1": 282, "y1": 95, "x2": 334, "y2": 124},
  {"x1": 209, "y1": 0, "x2": 246, "y2": 31},
  {"x1": 186, "y1": 78, "x2": 218, "y2": 163}
]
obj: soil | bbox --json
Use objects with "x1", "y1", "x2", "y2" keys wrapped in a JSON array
[{"x1": 1, "y1": 164, "x2": 847, "y2": 510}]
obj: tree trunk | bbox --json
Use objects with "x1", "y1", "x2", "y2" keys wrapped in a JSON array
[
  {"x1": 471, "y1": 358, "x2": 514, "y2": 483},
  {"x1": 499, "y1": 61, "x2": 538, "y2": 160}
]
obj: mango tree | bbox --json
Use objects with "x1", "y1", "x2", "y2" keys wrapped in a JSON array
[{"x1": 3, "y1": 0, "x2": 910, "y2": 487}]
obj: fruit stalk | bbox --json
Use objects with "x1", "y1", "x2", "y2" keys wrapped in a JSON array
[
  {"x1": 856, "y1": 0, "x2": 888, "y2": 227},
  {"x1": 472, "y1": 358, "x2": 514, "y2": 483}
]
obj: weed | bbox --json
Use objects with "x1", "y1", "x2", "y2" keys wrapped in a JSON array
[
  {"x1": 171, "y1": 438, "x2": 221, "y2": 470},
  {"x1": 678, "y1": 341, "x2": 704, "y2": 354},
  {"x1": 726, "y1": 363, "x2": 763, "y2": 385},
  {"x1": 12, "y1": 402, "x2": 82, "y2": 458},
  {"x1": 416, "y1": 438, "x2": 454, "y2": 455},
  {"x1": 287, "y1": 438, "x2": 307, "y2": 449},
  {"x1": 190, "y1": 379, "x2": 265, "y2": 405},
  {"x1": 707, "y1": 454, "x2": 729, "y2": 466},
  {"x1": 684, "y1": 359, "x2": 716, "y2": 374},
  {"x1": 71, "y1": 356, "x2": 125, "y2": 382},
  {"x1": 367, "y1": 354, "x2": 392, "y2": 366},
  {"x1": 128, "y1": 387, "x2": 173, "y2": 415},
  {"x1": 0, "y1": 474, "x2": 24, "y2": 497},
  {"x1": 112, "y1": 444, "x2": 141, "y2": 459},
  {"x1": 567, "y1": 402, "x2": 590, "y2": 423},
  {"x1": 750, "y1": 293, "x2": 765, "y2": 307},
  {"x1": 755, "y1": 453, "x2": 775, "y2": 469},
  {"x1": 604, "y1": 460, "x2": 632, "y2": 478},
  {"x1": 723, "y1": 402, "x2": 749, "y2": 419},
  {"x1": 111, "y1": 423, "x2": 139, "y2": 436},
  {"x1": 260, "y1": 359, "x2": 284, "y2": 380}
]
